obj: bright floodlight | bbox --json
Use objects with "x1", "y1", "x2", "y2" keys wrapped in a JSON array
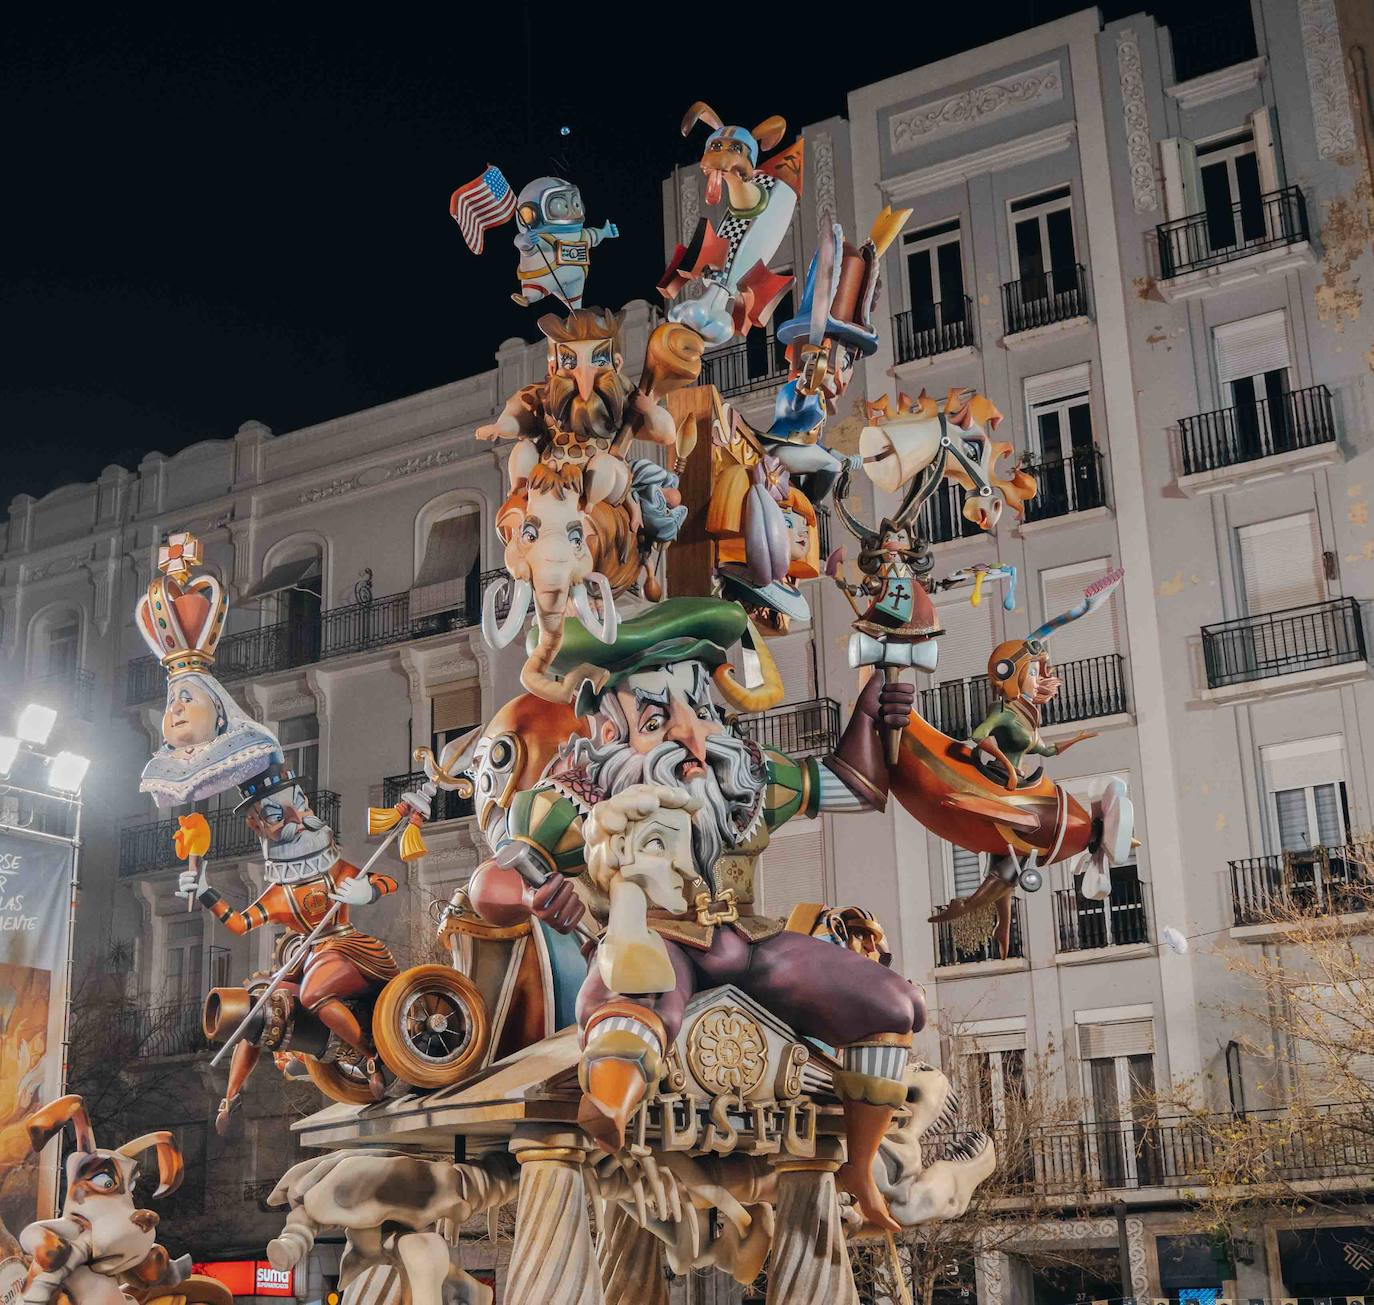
[
  {"x1": 47, "y1": 752, "x2": 91, "y2": 794},
  {"x1": 17, "y1": 704, "x2": 57, "y2": 745},
  {"x1": 0, "y1": 736, "x2": 18, "y2": 775}
]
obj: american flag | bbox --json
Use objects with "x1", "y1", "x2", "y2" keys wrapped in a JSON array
[{"x1": 449, "y1": 164, "x2": 515, "y2": 254}]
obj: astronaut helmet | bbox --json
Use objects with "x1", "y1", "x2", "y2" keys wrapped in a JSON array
[{"x1": 515, "y1": 177, "x2": 585, "y2": 232}]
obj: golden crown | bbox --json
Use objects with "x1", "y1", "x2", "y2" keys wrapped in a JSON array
[{"x1": 134, "y1": 532, "x2": 226, "y2": 676}]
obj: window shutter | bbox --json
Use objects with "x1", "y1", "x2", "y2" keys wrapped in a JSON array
[
  {"x1": 1249, "y1": 107, "x2": 1281, "y2": 194},
  {"x1": 967, "y1": 1027, "x2": 1026, "y2": 1055},
  {"x1": 768, "y1": 632, "x2": 816, "y2": 701},
  {"x1": 1214, "y1": 311, "x2": 1291, "y2": 385},
  {"x1": 1313, "y1": 782, "x2": 1346, "y2": 845},
  {"x1": 432, "y1": 683, "x2": 482, "y2": 734},
  {"x1": 1159, "y1": 137, "x2": 1201, "y2": 222},
  {"x1": 1077, "y1": 1018, "x2": 1154, "y2": 1060},
  {"x1": 933, "y1": 596, "x2": 997, "y2": 685},
  {"x1": 758, "y1": 823, "x2": 827, "y2": 917},
  {"x1": 952, "y1": 845, "x2": 983, "y2": 897},
  {"x1": 1040, "y1": 561, "x2": 1122, "y2": 664},
  {"x1": 1237, "y1": 513, "x2": 1323, "y2": 615},
  {"x1": 412, "y1": 511, "x2": 481, "y2": 617},
  {"x1": 1024, "y1": 364, "x2": 1091, "y2": 410},
  {"x1": 1274, "y1": 788, "x2": 1310, "y2": 850}
]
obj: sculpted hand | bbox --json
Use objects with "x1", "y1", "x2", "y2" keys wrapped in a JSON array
[
  {"x1": 858, "y1": 671, "x2": 916, "y2": 733},
  {"x1": 328, "y1": 874, "x2": 377, "y2": 907},
  {"x1": 600, "y1": 222, "x2": 619, "y2": 240},
  {"x1": 177, "y1": 869, "x2": 201, "y2": 897},
  {"x1": 475, "y1": 422, "x2": 503, "y2": 442},
  {"x1": 526, "y1": 873, "x2": 585, "y2": 934}
]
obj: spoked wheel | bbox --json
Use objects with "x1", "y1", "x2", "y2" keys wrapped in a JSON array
[
  {"x1": 372, "y1": 965, "x2": 489, "y2": 1089},
  {"x1": 305, "y1": 1054, "x2": 380, "y2": 1105}
]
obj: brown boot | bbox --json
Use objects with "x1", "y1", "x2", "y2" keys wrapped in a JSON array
[
  {"x1": 577, "y1": 1002, "x2": 665, "y2": 1155},
  {"x1": 578, "y1": 1058, "x2": 649, "y2": 1152},
  {"x1": 836, "y1": 1099, "x2": 900, "y2": 1233}
]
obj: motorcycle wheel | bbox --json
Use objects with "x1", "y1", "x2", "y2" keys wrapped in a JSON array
[{"x1": 372, "y1": 964, "x2": 490, "y2": 1090}]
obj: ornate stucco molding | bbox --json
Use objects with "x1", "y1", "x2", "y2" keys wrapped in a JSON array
[
  {"x1": 1117, "y1": 30, "x2": 1158, "y2": 212},
  {"x1": 889, "y1": 62, "x2": 1063, "y2": 152},
  {"x1": 1299, "y1": 0, "x2": 1356, "y2": 158},
  {"x1": 679, "y1": 173, "x2": 700, "y2": 242},
  {"x1": 811, "y1": 131, "x2": 837, "y2": 232}
]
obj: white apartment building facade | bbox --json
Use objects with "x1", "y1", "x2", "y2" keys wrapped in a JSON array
[{"x1": 2, "y1": 3, "x2": 1372, "y2": 1302}]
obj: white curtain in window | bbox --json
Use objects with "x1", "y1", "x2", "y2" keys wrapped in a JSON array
[{"x1": 1237, "y1": 513, "x2": 1323, "y2": 615}]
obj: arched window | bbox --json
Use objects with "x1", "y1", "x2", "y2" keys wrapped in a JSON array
[
  {"x1": 412, "y1": 496, "x2": 483, "y2": 622},
  {"x1": 243, "y1": 538, "x2": 325, "y2": 666},
  {"x1": 27, "y1": 605, "x2": 85, "y2": 702}
]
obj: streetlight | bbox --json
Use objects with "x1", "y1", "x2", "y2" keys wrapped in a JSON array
[{"x1": 0, "y1": 702, "x2": 90, "y2": 1219}]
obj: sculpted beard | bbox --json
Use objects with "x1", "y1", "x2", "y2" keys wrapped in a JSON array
[
  {"x1": 546, "y1": 366, "x2": 630, "y2": 441},
  {"x1": 558, "y1": 731, "x2": 767, "y2": 878}
]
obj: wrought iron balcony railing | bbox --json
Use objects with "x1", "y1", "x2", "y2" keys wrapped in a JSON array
[
  {"x1": 1001, "y1": 263, "x2": 1088, "y2": 335},
  {"x1": 940, "y1": 1102, "x2": 1371, "y2": 1199},
  {"x1": 734, "y1": 697, "x2": 840, "y2": 761},
  {"x1": 1179, "y1": 384, "x2": 1336, "y2": 477},
  {"x1": 1157, "y1": 186, "x2": 1310, "y2": 279},
  {"x1": 933, "y1": 896, "x2": 1024, "y2": 966},
  {"x1": 918, "y1": 654, "x2": 1128, "y2": 740},
  {"x1": 111, "y1": 999, "x2": 208, "y2": 1060},
  {"x1": 916, "y1": 482, "x2": 982, "y2": 545},
  {"x1": 1201, "y1": 597, "x2": 1366, "y2": 690},
  {"x1": 383, "y1": 770, "x2": 474, "y2": 823},
  {"x1": 1228, "y1": 840, "x2": 1374, "y2": 926},
  {"x1": 24, "y1": 668, "x2": 95, "y2": 720},
  {"x1": 1053, "y1": 867, "x2": 1151, "y2": 952},
  {"x1": 126, "y1": 570, "x2": 509, "y2": 704},
  {"x1": 118, "y1": 789, "x2": 340, "y2": 876},
  {"x1": 701, "y1": 338, "x2": 790, "y2": 399},
  {"x1": 1169, "y1": 2, "x2": 1257, "y2": 83},
  {"x1": 1022, "y1": 445, "x2": 1107, "y2": 523},
  {"x1": 892, "y1": 297, "x2": 975, "y2": 364}
]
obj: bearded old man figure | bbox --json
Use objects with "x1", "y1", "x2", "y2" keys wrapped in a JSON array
[
  {"x1": 475, "y1": 308, "x2": 687, "y2": 545},
  {"x1": 467, "y1": 597, "x2": 923, "y2": 1232}
]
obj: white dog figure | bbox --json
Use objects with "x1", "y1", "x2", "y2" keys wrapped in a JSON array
[
  {"x1": 584, "y1": 784, "x2": 702, "y2": 995},
  {"x1": 19, "y1": 1095, "x2": 193, "y2": 1305}
]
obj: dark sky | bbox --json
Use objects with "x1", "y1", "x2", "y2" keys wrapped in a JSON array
[{"x1": 2, "y1": 3, "x2": 1200, "y2": 504}]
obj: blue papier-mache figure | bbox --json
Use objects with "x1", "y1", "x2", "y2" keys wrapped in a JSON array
[{"x1": 511, "y1": 177, "x2": 618, "y2": 309}]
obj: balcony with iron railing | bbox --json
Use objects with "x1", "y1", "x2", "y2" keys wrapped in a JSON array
[
  {"x1": 118, "y1": 789, "x2": 341, "y2": 876},
  {"x1": 918, "y1": 654, "x2": 1128, "y2": 740},
  {"x1": 916, "y1": 481, "x2": 982, "y2": 546},
  {"x1": 1053, "y1": 866, "x2": 1151, "y2": 954},
  {"x1": 126, "y1": 570, "x2": 509, "y2": 704},
  {"x1": 1179, "y1": 384, "x2": 1337, "y2": 479},
  {"x1": 1001, "y1": 264, "x2": 1088, "y2": 336},
  {"x1": 111, "y1": 999, "x2": 208, "y2": 1060},
  {"x1": 1021, "y1": 445, "x2": 1107, "y2": 524},
  {"x1": 24, "y1": 668, "x2": 96, "y2": 720},
  {"x1": 950, "y1": 1102, "x2": 1371, "y2": 1200},
  {"x1": 1228, "y1": 840, "x2": 1374, "y2": 927},
  {"x1": 1157, "y1": 187, "x2": 1310, "y2": 280},
  {"x1": 1200, "y1": 598, "x2": 1366, "y2": 691},
  {"x1": 734, "y1": 697, "x2": 840, "y2": 761},
  {"x1": 892, "y1": 297, "x2": 975, "y2": 365},
  {"x1": 933, "y1": 896, "x2": 1024, "y2": 967},
  {"x1": 1168, "y1": 2, "x2": 1257, "y2": 84},
  {"x1": 701, "y1": 337, "x2": 790, "y2": 399},
  {"x1": 382, "y1": 770, "x2": 475, "y2": 824}
]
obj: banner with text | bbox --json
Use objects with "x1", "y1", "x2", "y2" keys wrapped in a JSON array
[{"x1": 0, "y1": 831, "x2": 73, "y2": 1236}]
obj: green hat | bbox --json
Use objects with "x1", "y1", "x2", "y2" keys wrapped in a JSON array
[{"x1": 528, "y1": 597, "x2": 748, "y2": 715}]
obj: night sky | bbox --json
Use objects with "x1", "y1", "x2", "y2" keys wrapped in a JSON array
[{"x1": 3, "y1": 3, "x2": 1199, "y2": 504}]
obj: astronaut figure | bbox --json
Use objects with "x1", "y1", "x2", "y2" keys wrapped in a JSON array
[{"x1": 512, "y1": 176, "x2": 618, "y2": 308}]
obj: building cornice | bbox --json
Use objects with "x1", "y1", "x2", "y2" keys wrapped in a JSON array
[
  {"x1": 880, "y1": 122, "x2": 1077, "y2": 201},
  {"x1": 1165, "y1": 56, "x2": 1267, "y2": 110}
]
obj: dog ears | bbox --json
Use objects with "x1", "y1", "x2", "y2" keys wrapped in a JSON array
[
  {"x1": 117, "y1": 1131, "x2": 185, "y2": 1199},
  {"x1": 752, "y1": 115, "x2": 787, "y2": 152},
  {"x1": 681, "y1": 100, "x2": 723, "y2": 136},
  {"x1": 26, "y1": 1095, "x2": 96, "y2": 1157}
]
